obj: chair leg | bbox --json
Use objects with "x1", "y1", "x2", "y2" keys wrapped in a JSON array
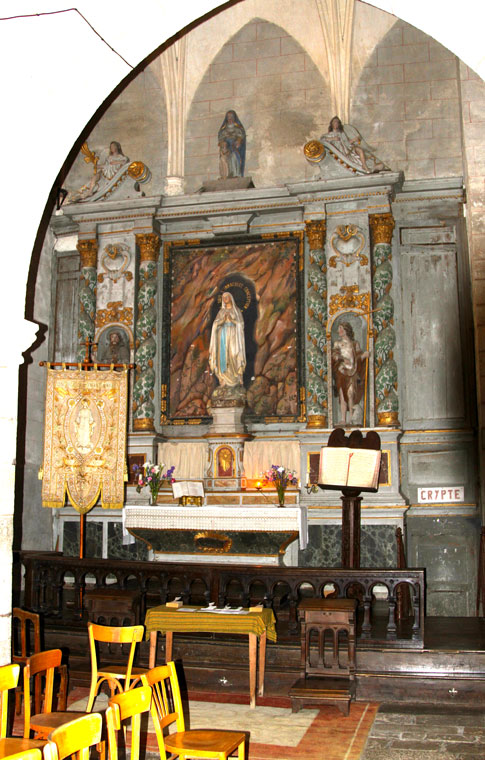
[
  {"x1": 15, "y1": 687, "x2": 22, "y2": 715},
  {"x1": 58, "y1": 664, "x2": 68, "y2": 710},
  {"x1": 237, "y1": 740, "x2": 245, "y2": 760}
]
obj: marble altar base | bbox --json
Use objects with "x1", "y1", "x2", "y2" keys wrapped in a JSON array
[{"x1": 124, "y1": 505, "x2": 307, "y2": 566}]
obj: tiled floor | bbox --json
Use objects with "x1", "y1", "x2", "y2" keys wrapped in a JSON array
[
  {"x1": 361, "y1": 704, "x2": 485, "y2": 760},
  {"x1": 18, "y1": 686, "x2": 485, "y2": 759}
]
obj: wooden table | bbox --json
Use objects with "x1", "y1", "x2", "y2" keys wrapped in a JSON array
[{"x1": 145, "y1": 605, "x2": 277, "y2": 708}]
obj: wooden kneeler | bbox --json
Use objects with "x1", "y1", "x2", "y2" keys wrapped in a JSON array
[{"x1": 289, "y1": 598, "x2": 357, "y2": 715}]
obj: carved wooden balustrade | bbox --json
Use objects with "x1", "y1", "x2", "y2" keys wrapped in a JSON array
[{"x1": 18, "y1": 552, "x2": 425, "y2": 649}]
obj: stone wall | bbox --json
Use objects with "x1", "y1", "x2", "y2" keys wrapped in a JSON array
[
  {"x1": 459, "y1": 61, "x2": 485, "y2": 519},
  {"x1": 184, "y1": 18, "x2": 331, "y2": 192},
  {"x1": 65, "y1": 64, "x2": 167, "y2": 197},
  {"x1": 351, "y1": 15, "x2": 462, "y2": 179}
]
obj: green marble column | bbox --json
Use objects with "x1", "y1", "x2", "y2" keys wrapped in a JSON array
[
  {"x1": 76, "y1": 239, "x2": 97, "y2": 361},
  {"x1": 133, "y1": 233, "x2": 159, "y2": 431},
  {"x1": 305, "y1": 220, "x2": 328, "y2": 428},
  {"x1": 370, "y1": 213, "x2": 399, "y2": 426}
]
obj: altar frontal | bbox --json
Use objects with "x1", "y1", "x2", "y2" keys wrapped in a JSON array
[{"x1": 40, "y1": 367, "x2": 128, "y2": 513}]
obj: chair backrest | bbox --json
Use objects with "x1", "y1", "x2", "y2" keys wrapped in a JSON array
[
  {"x1": 0, "y1": 749, "x2": 43, "y2": 760},
  {"x1": 106, "y1": 686, "x2": 161, "y2": 760},
  {"x1": 23, "y1": 649, "x2": 63, "y2": 737},
  {"x1": 142, "y1": 662, "x2": 185, "y2": 734},
  {"x1": 43, "y1": 713, "x2": 102, "y2": 760},
  {"x1": 0, "y1": 663, "x2": 20, "y2": 738},
  {"x1": 12, "y1": 609, "x2": 41, "y2": 665},
  {"x1": 88, "y1": 622, "x2": 143, "y2": 682}
]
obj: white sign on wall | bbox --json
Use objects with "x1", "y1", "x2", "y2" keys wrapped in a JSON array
[{"x1": 417, "y1": 486, "x2": 464, "y2": 504}]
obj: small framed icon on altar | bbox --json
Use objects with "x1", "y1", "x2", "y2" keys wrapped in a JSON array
[{"x1": 172, "y1": 481, "x2": 205, "y2": 506}]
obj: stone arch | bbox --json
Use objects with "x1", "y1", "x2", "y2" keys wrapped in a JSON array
[
  {"x1": 350, "y1": 16, "x2": 463, "y2": 181},
  {"x1": 185, "y1": 18, "x2": 332, "y2": 191}
]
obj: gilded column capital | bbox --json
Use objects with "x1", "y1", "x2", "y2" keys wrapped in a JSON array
[
  {"x1": 305, "y1": 220, "x2": 326, "y2": 250},
  {"x1": 136, "y1": 233, "x2": 160, "y2": 262},
  {"x1": 77, "y1": 239, "x2": 98, "y2": 268},
  {"x1": 369, "y1": 213, "x2": 395, "y2": 246}
]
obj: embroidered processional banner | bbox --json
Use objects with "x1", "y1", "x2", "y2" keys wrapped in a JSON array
[{"x1": 41, "y1": 367, "x2": 128, "y2": 513}]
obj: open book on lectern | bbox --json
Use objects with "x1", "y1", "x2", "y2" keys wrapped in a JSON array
[
  {"x1": 172, "y1": 481, "x2": 205, "y2": 499},
  {"x1": 318, "y1": 446, "x2": 381, "y2": 492}
]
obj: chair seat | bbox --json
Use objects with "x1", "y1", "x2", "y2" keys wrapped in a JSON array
[
  {"x1": 165, "y1": 729, "x2": 246, "y2": 755},
  {"x1": 29, "y1": 711, "x2": 88, "y2": 736},
  {"x1": 97, "y1": 665, "x2": 146, "y2": 679},
  {"x1": 0, "y1": 737, "x2": 46, "y2": 757}
]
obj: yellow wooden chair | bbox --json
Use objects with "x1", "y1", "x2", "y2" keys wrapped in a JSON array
[
  {"x1": 23, "y1": 650, "x2": 87, "y2": 741},
  {"x1": 0, "y1": 663, "x2": 45, "y2": 758},
  {"x1": 86, "y1": 623, "x2": 145, "y2": 712},
  {"x1": 43, "y1": 713, "x2": 103, "y2": 760},
  {"x1": 0, "y1": 748, "x2": 43, "y2": 760},
  {"x1": 105, "y1": 685, "x2": 153, "y2": 760},
  {"x1": 143, "y1": 662, "x2": 246, "y2": 760}
]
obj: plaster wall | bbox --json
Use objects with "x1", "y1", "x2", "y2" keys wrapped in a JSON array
[
  {"x1": 65, "y1": 64, "x2": 167, "y2": 199},
  {"x1": 185, "y1": 18, "x2": 331, "y2": 192},
  {"x1": 19, "y1": 230, "x2": 55, "y2": 552},
  {"x1": 351, "y1": 14, "x2": 462, "y2": 178},
  {"x1": 61, "y1": 1, "x2": 470, "y2": 197},
  {"x1": 458, "y1": 62, "x2": 485, "y2": 519}
]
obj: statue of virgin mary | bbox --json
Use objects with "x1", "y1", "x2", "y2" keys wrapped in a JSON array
[{"x1": 209, "y1": 291, "x2": 246, "y2": 391}]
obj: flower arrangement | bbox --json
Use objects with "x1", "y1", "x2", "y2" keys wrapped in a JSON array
[
  {"x1": 133, "y1": 462, "x2": 175, "y2": 504},
  {"x1": 262, "y1": 465, "x2": 298, "y2": 506}
]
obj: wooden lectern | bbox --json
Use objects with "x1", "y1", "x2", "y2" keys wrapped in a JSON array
[{"x1": 318, "y1": 428, "x2": 381, "y2": 569}]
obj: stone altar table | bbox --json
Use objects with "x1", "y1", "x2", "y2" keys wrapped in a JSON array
[{"x1": 124, "y1": 505, "x2": 308, "y2": 565}]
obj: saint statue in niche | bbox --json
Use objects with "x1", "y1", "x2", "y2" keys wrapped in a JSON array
[
  {"x1": 331, "y1": 320, "x2": 369, "y2": 426},
  {"x1": 322, "y1": 117, "x2": 387, "y2": 174},
  {"x1": 209, "y1": 292, "x2": 246, "y2": 399},
  {"x1": 69, "y1": 141, "x2": 130, "y2": 202},
  {"x1": 218, "y1": 110, "x2": 246, "y2": 179}
]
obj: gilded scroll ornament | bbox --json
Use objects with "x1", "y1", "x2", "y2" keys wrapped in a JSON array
[
  {"x1": 80, "y1": 142, "x2": 99, "y2": 174},
  {"x1": 329, "y1": 285, "x2": 370, "y2": 316},
  {"x1": 95, "y1": 302, "x2": 133, "y2": 328},
  {"x1": 128, "y1": 161, "x2": 149, "y2": 181},
  {"x1": 329, "y1": 224, "x2": 367, "y2": 268},
  {"x1": 40, "y1": 368, "x2": 128, "y2": 513},
  {"x1": 194, "y1": 531, "x2": 232, "y2": 553},
  {"x1": 98, "y1": 243, "x2": 132, "y2": 283},
  {"x1": 303, "y1": 140, "x2": 326, "y2": 163}
]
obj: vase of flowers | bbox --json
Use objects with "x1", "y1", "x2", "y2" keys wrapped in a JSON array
[
  {"x1": 262, "y1": 465, "x2": 298, "y2": 507},
  {"x1": 133, "y1": 462, "x2": 175, "y2": 505}
]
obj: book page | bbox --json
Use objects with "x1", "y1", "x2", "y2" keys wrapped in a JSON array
[
  {"x1": 187, "y1": 481, "x2": 204, "y2": 497},
  {"x1": 172, "y1": 481, "x2": 185, "y2": 498},
  {"x1": 319, "y1": 447, "x2": 353, "y2": 486},
  {"x1": 347, "y1": 449, "x2": 381, "y2": 489}
]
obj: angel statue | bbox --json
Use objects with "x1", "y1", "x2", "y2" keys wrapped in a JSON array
[
  {"x1": 68, "y1": 141, "x2": 130, "y2": 202},
  {"x1": 304, "y1": 116, "x2": 389, "y2": 176},
  {"x1": 323, "y1": 116, "x2": 387, "y2": 173}
]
